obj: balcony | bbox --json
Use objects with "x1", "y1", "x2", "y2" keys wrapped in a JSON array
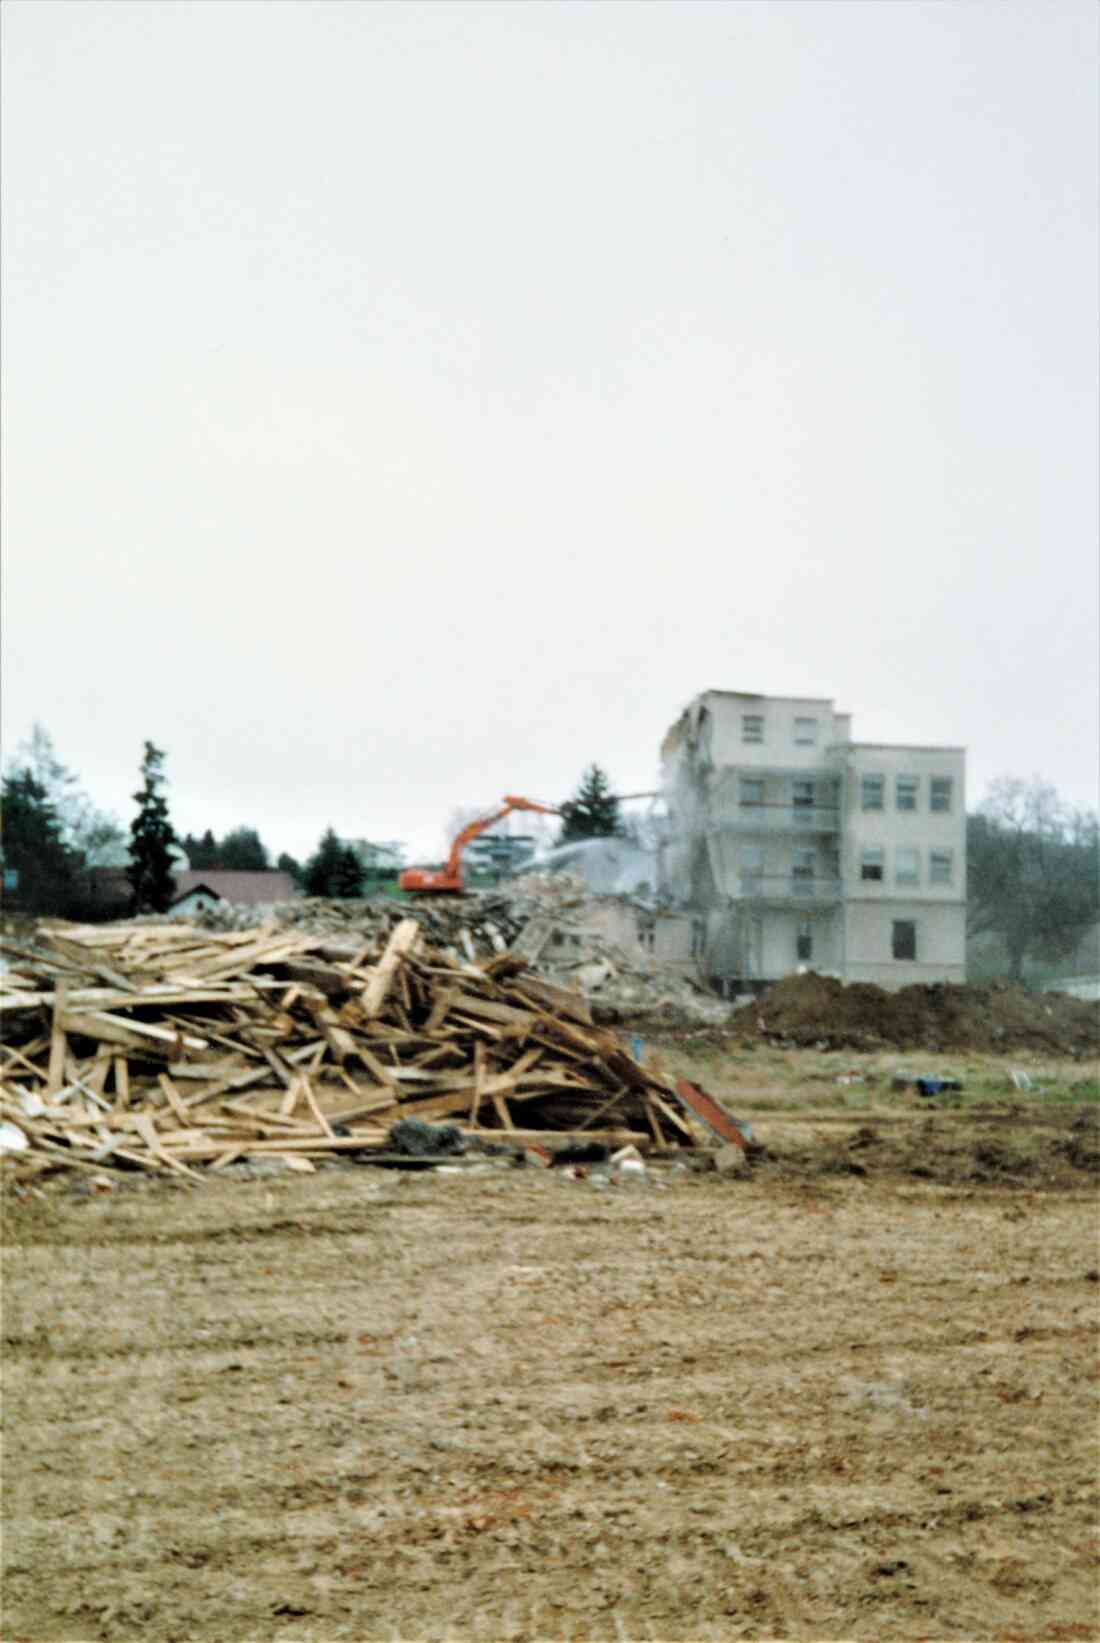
[
  {"x1": 735, "y1": 874, "x2": 843, "y2": 904},
  {"x1": 717, "y1": 803, "x2": 840, "y2": 835}
]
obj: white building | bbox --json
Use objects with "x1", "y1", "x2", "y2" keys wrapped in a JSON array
[{"x1": 660, "y1": 690, "x2": 966, "y2": 992}]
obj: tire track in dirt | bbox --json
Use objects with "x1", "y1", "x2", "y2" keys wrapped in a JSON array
[{"x1": 5, "y1": 1167, "x2": 1098, "y2": 1640}]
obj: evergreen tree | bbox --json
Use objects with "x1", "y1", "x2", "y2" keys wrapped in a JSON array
[
  {"x1": 302, "y1": 831, "x2": 365, "y2": 898},
  {"x1": 558, "y1": 764, "x2": 624, "y2": 843},
  {"x1": 304, "y1": 828, "x2": 343, "y2": 896},
  {"x1": 218, "y1": 827, "x2": 270, "y2": 871},
  {"x1": 7, "y1": 723, "x2": 125, "y2": 865},
  {"x1": 277, "y1": 851, "x2": 304, "y2": 886},
  {"x1": 181, "y1": 829, "x2": 218, "y2": 870},
  {"x1": 127, "y1": 742, "x2": 178, "y2": 914},
  {"x1": 0, "y1": 770, "x2": 84, "y2": 916},
  {"x1": 332, "y1": 846, "x2": 365, "y2": 898}
]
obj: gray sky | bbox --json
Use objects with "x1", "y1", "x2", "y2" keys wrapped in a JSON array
[{"x1": 3, "y1": 0, "x2": 1097, "y2": 864}]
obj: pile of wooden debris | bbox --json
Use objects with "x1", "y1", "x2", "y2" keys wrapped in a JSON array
[{"x1": 0, "y1": 920, "x2": 695, "y2": 1182}]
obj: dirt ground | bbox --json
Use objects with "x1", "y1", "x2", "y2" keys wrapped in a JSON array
[{"x1": 4, "y1": 1086, "x2": 1099, "y2": 1643}]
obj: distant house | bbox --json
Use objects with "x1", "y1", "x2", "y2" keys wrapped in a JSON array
[
  {"x1": 167, "y1": 870, "x2": 297, "y2": 919},
  {"x1": 349, "y1": 840, "x2": 406, "y2": 876}
]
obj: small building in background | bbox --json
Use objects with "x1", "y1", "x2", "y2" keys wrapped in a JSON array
[{"x1": 167, "y1": 870, "x2": 298, "y2": 919}]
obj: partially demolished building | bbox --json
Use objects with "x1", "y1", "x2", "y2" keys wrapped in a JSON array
[{"x1": 659, "y1": 690, "x2": 966, "y2": 994}]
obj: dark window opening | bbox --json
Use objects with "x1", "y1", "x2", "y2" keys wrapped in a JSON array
[{"x1": 892, "y1": 920, "x2": 917, "y2": 961}]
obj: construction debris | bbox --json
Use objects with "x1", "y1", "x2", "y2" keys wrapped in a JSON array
[
  {"x1": 174, "y1": 875, "x2": 730, "y2": 1027},
  {"x1": 0, "y1": 918, "x2": 696, "y2": 1183}
]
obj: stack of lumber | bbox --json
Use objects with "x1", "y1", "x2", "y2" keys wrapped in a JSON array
[{"x1": 0, "y1": 920, "x2": 695, "y2": 1181}]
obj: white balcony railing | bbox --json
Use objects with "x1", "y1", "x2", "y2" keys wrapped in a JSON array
[
  {"x1": 720, "y1": 804, "x2": 840, "y2": 834},
  {"x1": 736, "y1": 874, "x2": 843, "y2": 902}
]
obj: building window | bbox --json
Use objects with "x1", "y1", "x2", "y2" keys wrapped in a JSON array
[
  {"x1": 896, "y1": 775, "x2": 918, "y2": 812},
  {"x1": 860, "y1": 846, "x2": 884, "y2": 882},
  {"x1": 929, "y1": 849, "x2": 953, "y2": 885},
  {"x1": 895, "y1": 847, "x2": 920, "y2": 886},
  {"x1": 742, "y1": 714, "x2": 764, "y2": 743},
  {"x1": 792, "y1": 778, "x2": 815, "y2": 821},
  {"x1": 796, "y1": 920, "x2": 813, "y2": 961},
  {"x1": 794, "y1": 717, "x2": 818, "y2": 745},
  {"x1": 861, "y1": 774, "x2": 884, "y2": 811},
  {"x1": 892, "y1": 920, "x2": 917, "y2": 960},
  {"x1": 930, "y1": 776, "x2": 953, "y2": 813},
  {"x1": 792, "y1": 848, "x2": 815, "y2": 895},
  {"x1": 740, "y1": 776, "x2": 765, "y2": 806}
]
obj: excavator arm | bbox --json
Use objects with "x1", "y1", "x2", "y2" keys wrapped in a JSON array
[{"x1": 400, "y1": 795, "x2": 560, "y2": 894}]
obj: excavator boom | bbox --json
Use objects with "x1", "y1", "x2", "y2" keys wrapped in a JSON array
[{"x1": 399, "y1": 795, "x2": 559, "y2": 894}]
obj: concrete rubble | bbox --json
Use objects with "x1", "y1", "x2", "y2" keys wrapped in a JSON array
[{"x1": 165, "y1": 872, "x2": 733, "y2": 1027}]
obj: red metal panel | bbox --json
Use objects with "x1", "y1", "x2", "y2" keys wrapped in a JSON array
[{"x1": 675, "y1": 1079, "x2": 748, "y2": 1150}]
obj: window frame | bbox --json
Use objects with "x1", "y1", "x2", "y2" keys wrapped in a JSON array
[
  {"x1": 796, "y1": 920, "x2": 813, "y2": 961},
  {"x1": 861, "y1": 773, "x2": 885, "y2": 812},
  {"x1": 740, "y1": 776, "x2": 765, "y2": 807},
  {"x1": 860, "y1": 845, "x2": 884, "y2": 883},
  {"x1": 794, "y1": 716, "x2": 818, "y2": 746},
  {"x1": 896, "y1": 774, "x2": 919, "y2": 812},
  {"x1": 929, "y1": 849, "x2": 953, "y2": 886},
  {"x1": 930, "y1": 776, "x2": 953, "y2": 813},
  {"x1": 741, "y1": 713, "x2": 765, "y2": 744},
  {"x1": 895, "y1": 846, "x2": 920, "y2": 886},
  {"x1": 892, "y1": 919, "x2": 917, "y2": 961}
]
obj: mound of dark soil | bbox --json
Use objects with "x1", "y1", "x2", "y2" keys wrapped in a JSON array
[{"x1": 729, "y1": 973, "x2": 1099, "y2": 1055}]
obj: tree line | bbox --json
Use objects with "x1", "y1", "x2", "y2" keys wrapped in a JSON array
[
  {"x1": 2, "y1": 736, "x2": 1096, "y2": 979},
  {"x1": 0, "y1": 729, "x2": 376, "y2": 917}
]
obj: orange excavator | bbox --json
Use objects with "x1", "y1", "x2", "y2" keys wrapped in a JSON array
[{"x1": 399, "y1": 796, "x2": 561, "y2": 894}]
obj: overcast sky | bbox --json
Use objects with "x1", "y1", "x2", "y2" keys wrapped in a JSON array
[{"x1": 2, "y1": 0, "x2": 1097, "y2": 864}]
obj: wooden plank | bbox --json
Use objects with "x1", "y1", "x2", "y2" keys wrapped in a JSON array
[
  {"x1": 88, "y1": 1049, "x2": 112, "y2": 1096},
  {"x1": 157, "y1": 1073, "x2": 190, "y2": 1126},
  {"x1": 425, "y1": 987, "x2": 458, "y2": 1033},
  {"x1": 354, "y1": 1043, "x2": 400, "y2": 1090},
  {"x1": 297, "y1": 1075, "x2": 334, "y2": 1139},
  {"x1": 490, "y1": 1091, "x2": 515, "y2": 1131},
  {"x1": 360, "y1": 919, "x2": 420, "y2": 1019},
  {"x1": 61, "y1": 1010, "x2": 209, "y2": 1053},
  {"x1": 576, "y1": 1086, "x2": 632, "y2": 1133},
  {"x1": 130, "y1": 1112, "x2": 202, "y2": 1177},
  {"x1": 448, "y1": 994, "x2": 541, "y2": 1029},
  {"x1": 470, "y1": 1042, "x2": 486, "y2": 1126},
  {"x1": 652, "y1": 1087, "x2": 703, "y2": 1142},
  {"x1": 461, "y1": 1127, "x2": 650, "y2": 1150},
  {"x1": 113, "y1": 1057, "x2": 130, "y2": 1108},
  {"x1": 209, "y1": 1147, "x2": 245, "y2": 1172},
  {"x1": 46, "y1": 984, "x2": 69, "y2": 1096},
  {"x1": 510, "y1": 975, "x2": 593, "y2": 1025}
]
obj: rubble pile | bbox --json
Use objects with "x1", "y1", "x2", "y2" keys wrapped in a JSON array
[
  {"x1": 0, "y1": 919, "x2": 695, "y2": 1183},
  {"x1": 731, "y1": 972, "x2": 1100, "y2": 1056},
  {"x1": 183, "y1": 876, "x2": 730, "y2": 1027}
]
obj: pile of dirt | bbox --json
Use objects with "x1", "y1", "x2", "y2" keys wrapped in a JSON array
[{"x1": 731, "y1": 973, "x2": 1100, "y2": 1056}]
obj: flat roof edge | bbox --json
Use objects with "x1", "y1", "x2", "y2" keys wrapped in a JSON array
[{"x1": 832, "y1": 742, "x2": 966, "y2": 754}]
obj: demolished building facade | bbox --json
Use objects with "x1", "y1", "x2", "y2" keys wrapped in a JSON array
[{"x1": 659, "y1": 690, "x2": 966, "y2": 993}]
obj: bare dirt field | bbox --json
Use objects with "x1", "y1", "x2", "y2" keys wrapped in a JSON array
[{"x1": 4, "y1": 1058, "x2": 1099, "y2": 1643}]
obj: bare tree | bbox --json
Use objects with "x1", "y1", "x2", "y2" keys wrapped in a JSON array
[{"x1": 968, "y1": 777, "x2": 1099, "y2": 979}]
